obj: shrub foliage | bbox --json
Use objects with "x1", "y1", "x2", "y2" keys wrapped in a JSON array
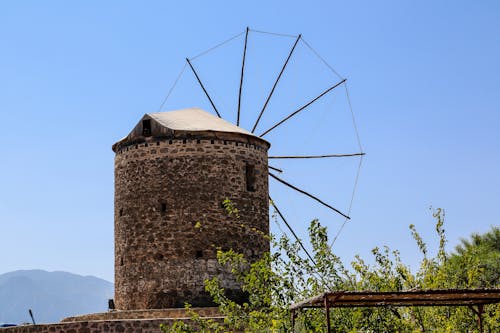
[{"x1": 162, "y1": 207, "x2": 499, "y2": 332}]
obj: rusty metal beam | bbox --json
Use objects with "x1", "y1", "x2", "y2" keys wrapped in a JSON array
[{"x1": 291, "y1": 289, "x2": 500, "y2": 310}]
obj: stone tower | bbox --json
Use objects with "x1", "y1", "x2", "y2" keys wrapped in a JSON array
[{"x1": 112, "y1": 108, "x2": 270, "y2": 310}]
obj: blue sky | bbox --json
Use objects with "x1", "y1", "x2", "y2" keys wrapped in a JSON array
[{"x1": 0, "y1": 1, "x2": 498, "y2": 282}]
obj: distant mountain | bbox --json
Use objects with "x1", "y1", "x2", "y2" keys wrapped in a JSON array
[{"x1": 0, "y1": 270, "x2": 113, "y2": 324}]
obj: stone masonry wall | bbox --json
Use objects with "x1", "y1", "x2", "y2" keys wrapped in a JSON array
[
  {"x1": 0, "y1": 308, "x2": 224, "y2": 333},
  {"x1": 114, "y1": 135, "x2": 269, "y2": 310},
  {"x1": 0, "y1": 318, "x2": 216, "y2": 333}
]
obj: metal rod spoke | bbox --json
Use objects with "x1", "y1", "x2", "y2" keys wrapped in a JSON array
[
  {"x1": 251, "y1": 34, "x2": 301, "y2": 133},
  {"x1": 268, "y1": 165, "x2": 283, "y2": 173},
  {"x1": 237, "y1": 27, "x2": 249, "y2": 126},
  {"x1": 269, "y1": 172, "x2": 350, "y2": 219},
  {"x1": 269, "y1": 196, "x2": 317, "y2": 266},
  {"x1": 260, "y1": 79, "x2": 346, "y2": 137},
  {"x1": 269, "y1": 153, "x2": 365, "y2": 159},
  {"x1": 186, "y1": 58, "x2": 221, "y2": 118}
]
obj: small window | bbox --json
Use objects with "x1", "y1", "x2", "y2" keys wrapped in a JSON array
[
  {"x1": 161, "y1": 203, "x2": 167, "y2": 212},
  {"x1": 120, "y1": 257, "x2": 124, "y2": 266},
  {"x1": 142, "y1": 119, "x2": 151, "y2": 136},
  {"x1": 245, "y1": 163, "x2": 256, "y2": 192},
  {"x1": 119, "y1": 208, "x2": 123, "y2": 217},
  {"x1": 195, "y1": 250, "x2": 203, "y2": 259}
]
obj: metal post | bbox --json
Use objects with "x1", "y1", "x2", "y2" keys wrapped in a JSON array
[
  {"x1": 478, "y1": 304, "x2": 484, "y2": 333},
  {"x1": 324, "y1": 296, "x2": 331, "y2": 333}
]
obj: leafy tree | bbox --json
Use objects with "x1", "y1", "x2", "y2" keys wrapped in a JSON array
[
  {"x1": 446, "y1": 226, "x2": 500, "y2": 288},
  {"x1": 161, "y1": 207, "x2": 499, "y2": 332}
]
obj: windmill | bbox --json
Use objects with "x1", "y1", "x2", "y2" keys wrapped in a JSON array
[{"x1": 158, "y1": 27, "x2": 364, "y2": 264}]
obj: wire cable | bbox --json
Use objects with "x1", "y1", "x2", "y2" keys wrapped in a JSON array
[
  {"x1": 250, "y1": 29, "x2": 298, "y2": 39},
  {"x1": 301, "y1": 37, "x2": 344, "y2": 80},
  {"x1": 189, "y1": 30, "x2": 246, "y2": 61},
  {"x1": 345, "y1": 82, "x2": 364, "y2": 153},
  {"x1": 157, "y1": 62, "x2": 187, "y2": 112},
  {"x1": 330, "y1": 154, "x2": 364, "y2": 248}
]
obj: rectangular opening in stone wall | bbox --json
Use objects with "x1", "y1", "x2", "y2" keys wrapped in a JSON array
[
  {"x1": 245, "y1": 163, "x2": 256, "y2": 192},
  {"x1": 142, "y1": 119, "x2": 151, "y2": 137},
  {"x1": 119, "y1": 208, "x2": 123, "y2": 217},
  {"x1": 161, "y1": 203, "x2": 167, "y2": 212},
  {"x1": 195, "y1": 250, "x2": 203, "y2": 259}
]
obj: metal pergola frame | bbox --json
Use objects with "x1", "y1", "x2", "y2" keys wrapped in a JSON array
[{"x1": 290, "y1": 289, "x2": 500, "y2": 333}]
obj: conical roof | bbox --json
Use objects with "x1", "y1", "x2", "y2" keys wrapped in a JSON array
[
  {"x1": 112, "y1": 108, "x2": 269, "y2": 152},
  {"x1": 148, "y1": 108, "x2": 253, "y2": 135}
]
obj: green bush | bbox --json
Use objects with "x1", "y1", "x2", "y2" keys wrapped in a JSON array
[{"x1": 162, "y1": 207, "x2": 499, "y2": 332}]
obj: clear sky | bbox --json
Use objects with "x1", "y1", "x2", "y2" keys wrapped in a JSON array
[{"x1": 1, "y1": 1, "x2": 498, "y2": 282}]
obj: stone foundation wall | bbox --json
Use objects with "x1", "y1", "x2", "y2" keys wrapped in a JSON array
[
  {"x1": 61, "y1": 307, "x2": 220, "y2": 322},
  {"x1": 1, "y1": 308, "x2": 223, "y2": 333},
  {"x1": 114, "y1": 136, "x2": 269, "y2": 310},
  {"x1": 0, "y1": 318, "x2": 198, "y2": 333}
]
